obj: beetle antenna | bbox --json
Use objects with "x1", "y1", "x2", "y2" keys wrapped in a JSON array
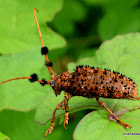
[
  {"x1": 34, "y1": 8, "x2": 54, "y2": 78},
  {"x1": 0, "y1": 74, "x2": 50, "y2": 86}
]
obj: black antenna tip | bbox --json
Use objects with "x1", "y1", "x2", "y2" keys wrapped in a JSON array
[
  {"x1": 29, "y1": 73, "x2": 38, "y2": 82},
  {"x1": 41, "y1": 46, "x2": 49, "y2": 55}
]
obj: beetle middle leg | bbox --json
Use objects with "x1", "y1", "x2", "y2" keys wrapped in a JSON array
[
  {"x1": 96, "y1": 98, "x2": 132, "y2": 128},
  {"x1": 63, "y1": 93, "x2": 71, "y2": 129}
]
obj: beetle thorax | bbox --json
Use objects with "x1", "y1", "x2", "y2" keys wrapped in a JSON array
[{"x1": 50, "y1": 71, "x2": 72, "y2": 96}]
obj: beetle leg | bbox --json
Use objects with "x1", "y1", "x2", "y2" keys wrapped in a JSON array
[
  {"x1": 63, "y1": 94, "x2": 71, "y2": 129},
  {"x1": 62, "y1": 93, "x2": 66, "y2": 110},
  {"x1": 44, "y1": 100, "x2": 65, "y2": 137},
  {"x1": 62, "y1": 105, "x2": 65, "y2": 110},
  {"x1": 96, "y1": 98, "x2": 132, "y2": 128}
]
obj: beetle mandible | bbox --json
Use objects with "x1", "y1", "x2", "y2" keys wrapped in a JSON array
[{"x1": 0, "y1": 8, "x2": 140, "y2": 137}]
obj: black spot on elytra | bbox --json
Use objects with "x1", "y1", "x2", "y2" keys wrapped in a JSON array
[
  {"x1": 119, "y1": 75, "x2": 124, "y2": 78},
  {"x1": 94, "y1": 69, "x2": 98, "y2": 73},
  {"x1": 76, "y1": 66, "x2": 79, "y2": 69},
  {"x1": 100, "y1": 81, "x2": 103, "y2": 84},
  {"x1": 111, "y1": 86, "x2": 114, "y2": 91},
  {"x1": 103, "y1": 70, "x2": 107, "y2": 75},
  {"x1": 95, "y1": 86, "x2": 98, "y2": 90},
  {"x1": 85, "y1": 65, "x2": 90, "y2": 68},
  {"x1": 100, "y1": 75, "x2": 103, "y2": 79},
  {"x1": 114, "y1": 78, "x2": 118, "y2": 82},
  {"x1": 124, "y1": 92, "x2": 127, "y2": 96},
  {"x1": 77, "y1": 65, "x2": 84, "y2": 69},
  {"x1": 77, "y1": 73, "x2": 80, "y2": 76},
  {"x1": 113, "y1": 71, "x2": 115, "y2": 74},
  {"x1": 71, "y1": 81, "x2": 74, "y2": 84},
  {"x1": 84, "y1": 86, "x2": 87, "y2": 89},
  {"x1": 72, "y1": 74, "x2": 75, "y2": 79},
  {"x1": 107, "y1": 87, "x2": 112, "y2": 93},
  {"x1": 113, "y1": 71, "x2": 120, "y2": 75},
  {"x1": 131, "y1": 84, "x2": 135, "y2": 88},
  {"x1": 128, "y1": 77, "x2": 133, "y2": 81}
]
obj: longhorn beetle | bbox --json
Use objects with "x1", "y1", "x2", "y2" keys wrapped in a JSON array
[{"x1": 0, "y1": 8, "x2": 140, "y2": 137}]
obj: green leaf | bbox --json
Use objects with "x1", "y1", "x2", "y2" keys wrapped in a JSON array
[
  {"x1": 0, "y1": 0, "x2": 65, "y2": 54},
  {"x1": 0, "y1": 109, "x2": 76, "y2": 140},
  {"x1": 0, "y1": 47, "x2": 54, "y2": 111},
  {"x1": 74, "y1": 109, "x2": 140, "y2": 140},
  {"x1": 84, "y1": 0, "x2": 139, "y2": 8},
  {"x1": 83, "y1": 0, "x2": 140, "y2": 41},
  {"x1": 0, "y1": 132, "x2": 10, "y2": 140},
  {"x1": 50, "y1": 0, "x2": 86, "y2": 36},
  {"x1": 98, "y1": 9, "x2": 140, "y2": 41},
  {"x1": 36, "y1": 33, "x2": 140, "y2": 125}
]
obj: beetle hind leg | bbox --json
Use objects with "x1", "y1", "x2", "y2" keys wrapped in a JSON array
[{"x1": 96, "y1": 98, "x2": 132, "y2": 129}]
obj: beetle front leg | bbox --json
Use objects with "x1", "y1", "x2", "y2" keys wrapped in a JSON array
[
  {"x1": 96, "y1": 98, "x2": 132, "y2": 128},
  {"x1": 44, "y1": 100, "x2": 65, "y2": 137}
]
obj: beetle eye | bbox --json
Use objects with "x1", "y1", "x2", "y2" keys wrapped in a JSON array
[{"x1": 50, "y1": 80, "x2": 56, "y2": 86}]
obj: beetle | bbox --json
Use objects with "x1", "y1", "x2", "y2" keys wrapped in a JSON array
[{"x1": 0, "y1": 8, "x2": 140, "y2": 137}]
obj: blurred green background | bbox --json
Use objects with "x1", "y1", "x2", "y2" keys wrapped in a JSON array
[{"x1": 0, "y1": 0, "x2": 140, "y2": 140}]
